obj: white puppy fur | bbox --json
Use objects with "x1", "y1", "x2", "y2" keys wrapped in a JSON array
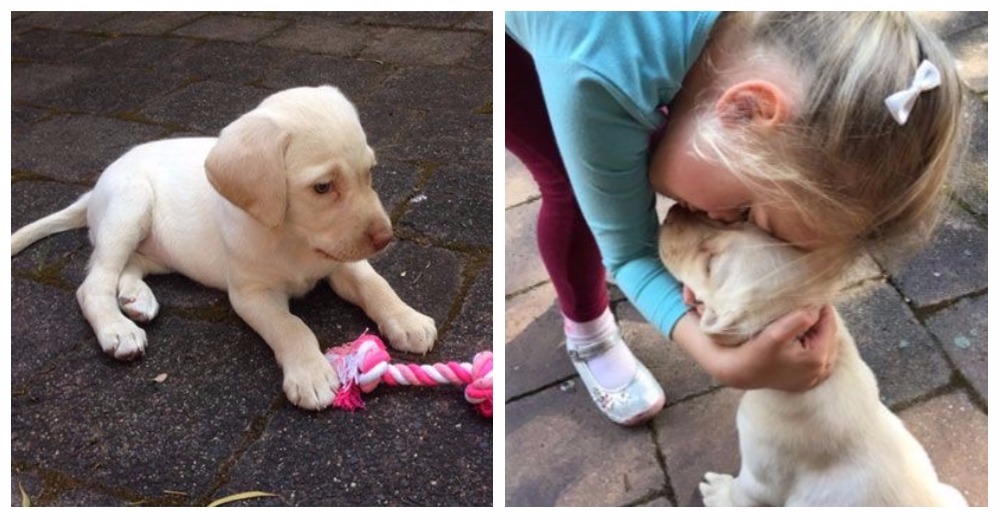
[
  {"x1": 658, "y1": 206, "x2": 966, "y2": 507},
  {"x1": 12, "y1": 85, "x2": 437, "y2": 411}
]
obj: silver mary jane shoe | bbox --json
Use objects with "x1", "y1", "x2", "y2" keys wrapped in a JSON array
[{"x1": 567, "y1": 330, "x2": 665, "y2": 426}]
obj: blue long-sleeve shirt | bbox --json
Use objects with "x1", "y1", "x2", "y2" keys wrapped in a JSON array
[{"x1": 506, "y1": 11, "x2": 720, "y2": 338}]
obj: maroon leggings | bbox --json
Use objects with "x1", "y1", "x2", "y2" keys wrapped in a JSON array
[{"x1": 506, "y1": 35, "x2": 608, "y2": 322}]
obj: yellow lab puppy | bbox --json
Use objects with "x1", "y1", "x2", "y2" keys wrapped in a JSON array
[
  {"x1": 12, "y1": 86, "x2": 437, "y2": 411},
  {"x1": 658, "y1": 205, "x2": 965, "y2": 506}
]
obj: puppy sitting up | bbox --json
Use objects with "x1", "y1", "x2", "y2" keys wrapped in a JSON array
[{"x1": 658, "y1": 205, "x2": 966, "y2": 506}]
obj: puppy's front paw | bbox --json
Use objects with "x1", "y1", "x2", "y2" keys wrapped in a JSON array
[
  {"x1": 379, "y1": 309, "x2": 437, "y2": 354},
  {"x1": 98, "y1": 319, "x2": 147, "y2": 360},
  {"x1": 283, "y1": 355, "x2": 340, "y2": 410},
  {"x1": 118, "y1": 279, "x2": 160, "y2": 323},
  {"x1": 700, "y1": 472, "x2": 735, "y2": 507}
]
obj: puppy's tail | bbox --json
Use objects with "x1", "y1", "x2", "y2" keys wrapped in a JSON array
[{"x1": 11, "y1": 191, "x2": 91, "y2": 256}]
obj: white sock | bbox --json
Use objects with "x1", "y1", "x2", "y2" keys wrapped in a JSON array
[{"x1": 565, "y1": 308, "x2": 638, "y2": 388}]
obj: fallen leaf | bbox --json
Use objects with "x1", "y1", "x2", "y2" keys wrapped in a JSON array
[{"x1": 207, "y1": 491, "x2": 279, "y2": 507}]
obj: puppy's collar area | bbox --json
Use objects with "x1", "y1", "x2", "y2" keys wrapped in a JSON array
[{"x1": 566, "y1": 328, "x2": 623, "y2": 362}]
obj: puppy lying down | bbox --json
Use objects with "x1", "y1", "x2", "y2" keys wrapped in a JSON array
[
  {"x1": 658, "y1": 205, "x2": 966, "y2": 507},
  {"x1": 11, "y1": 86, "x2": 436, "y2": 410}
]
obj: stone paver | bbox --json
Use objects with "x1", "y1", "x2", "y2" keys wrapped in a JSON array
[
  {"x1": 925, "y1": 294, "x2": 988, "y2": 404},
  {"x1": 505, "y1": 11, "x2": 987, "y2": 507},
  {"x1": 898, "y1": 391, "x2": 988, "y2": 506},
  {"x1": 506, "y1": 384, "x2": 664, "y2": 506},
  {"x1": 503, "y1": 200, "x2": 546, "y2": 295},
  {"x1": 884, "y1": 205, "x2": 988, "y2": 309},
  {"x1": 11, "y1": 11, "x2": 492, "y2": 507},
  {"x1": 504, "y1": 149, "x2": 539, "y2": 208}
]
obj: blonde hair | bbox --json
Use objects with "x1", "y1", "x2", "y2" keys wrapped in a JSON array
[{"x1": 692, "y1": 12, "x2": 967, "y2": 278}]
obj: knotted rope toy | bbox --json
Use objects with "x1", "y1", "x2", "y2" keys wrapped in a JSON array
[{"x1": 324, "y1": 333, "x2": 493, "y2": 417}]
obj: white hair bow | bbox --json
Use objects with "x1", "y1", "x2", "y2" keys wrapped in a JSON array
[{"x1": 884, "y1": 60, "x2": 941, "y2": 125}]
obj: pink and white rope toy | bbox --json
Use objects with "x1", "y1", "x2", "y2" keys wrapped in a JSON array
[{"x1": 324, "y1": 333, "x2": 493, "y2": 418}]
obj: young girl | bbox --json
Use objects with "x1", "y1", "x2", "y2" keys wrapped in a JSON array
[{"x1": 506, "y1": 12, "x2": 965, "y2": 425}]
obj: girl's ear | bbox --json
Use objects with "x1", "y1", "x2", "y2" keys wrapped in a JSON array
[{"x1": 715, "y1": 81, "x2": 790, "y2": 126}]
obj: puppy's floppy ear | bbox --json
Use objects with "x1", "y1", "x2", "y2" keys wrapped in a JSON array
[{"x1": 205, "y1": 114, "x2": 291, "y2": 228}]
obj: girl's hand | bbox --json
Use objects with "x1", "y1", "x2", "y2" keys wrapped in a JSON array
[{"x1": 672, "y1": 305, "x2": 838, "y2": 392}]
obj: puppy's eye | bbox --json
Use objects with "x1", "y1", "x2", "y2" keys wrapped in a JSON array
[{"x1": 313, "y1": 182, "x2": 333, "y2": 195}]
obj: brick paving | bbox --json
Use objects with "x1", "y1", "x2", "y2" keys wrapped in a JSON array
[
  {"x1": 504, "y1": 12, "x2": 988, "y2": 507},
  {"x1": 11, "y1": 11, "x2": 492, "y2": 506}
]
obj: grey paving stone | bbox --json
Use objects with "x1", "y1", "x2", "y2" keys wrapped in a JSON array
[
  {"x1": 161, "y1": 40, "x2": 294, "y2": 84},
  {"x1": 261, "y1": 19, "x2": 370, "y2": 57},
  {"x1": 655, "y1": 388, "x2": 742, "y2": 507},
  {"x1": 44, "y1": 488, "x2": 134, "y2": 507},
  {"x1": 504, "y1": 285, "x2": 576, "y2": 399},
  {"x1": 361, "y1": 27, "x2": 482, "y2": 66},
  {"x1": 440, "y1": 265, "x2": 494, "y2": 361},
  {"x1": 12, "y1": 106, "x2": 50, "y2": 135},
  {"x1": 455, "y1": 12, "x2": 492, "y2": 32},
  {"x1": 11, "y1": 62, "x2": 91, "y2": 105},
  {"x1": 504, "y1": 200, "x2": 547, "y2": 294},
  {"x1": 93, "y1": 12, "x2": 206, "y2": 36},
  {"x1": 504, "y1": 150, "x2": 540, "y2": 208},
  {"x1": 269, "y1": 12, "x2": 364, "y2": 25},
  {"x1": 356, "y1": 103, "x2": 424, "y2": 152},
  {"x1": 26, "y1": 67, "x2": 191, "y2": 116},
  {"x1": 359, "y1": 12, "x2": 468, "y2": 29},
  {"x1": 638, "y1": 496, "x2": 674, "y2": 507},
  {"x1": 925, "y1": 293, "x2": 987, "y2": 404},
  {"x1": 398, "y1": 162, "x2": 492, "y2": 247},
  {"x1": 897, "y1": 391, "x2": 988, "y2": 506},
  {"x1": 261, "y1": 53, "x2": 393, "y2": 105},
  {"x1": 465, "y1": 32, "x2": 493, "y2": 70},
  {"x1": 11, "y1": 28, "x2": 107, "y2": 61},
  {"x1": 12, "y1": 236, "x2": 90, "y2": 296},
  {"x1": 952, "y1": 94, "x2": 987, "y2": 217},
  {"x1": 11, "y1": 179, "x2": 90, "y2": 231},
  {"x1": 946, "y1": 24, "x2": 988, "y2": 93},
  {"x1": 380, "y1": 107, "x2": 492, "y2": 165},
  {"x1": 369, "y1": 159, "x2": 425, "y2": 218},
  {"x1": 505, "y1": 282, "x2": 556, "y2": 343},
  {"x1": 139, "y1": 81, "x2": 272, "y2": 134},
  {"x1": 10, "y1": 277, "x2": 90, "y2": 388},
  {"x1": 368, "y1": 66, "x2": 492, "y2": 114},
  {"x1": 837, "y1": 284, "x2": 952, "y2": 408},
  {"x1": 884, "y1": 206, "x2": 987, "y2": 309},
  {"x1": 15, "y1": 471, "x2": 136, "y2": 507},
  {"x1": 10, "y1": 470, "x2": 41, "y2": 507},
  {"x1": 506, "y1": 385, "x2": 665, "y2": 506},
  {"x1": 171, "y1": 14, "x2": 287, "y2": 43},
  {"x1": 618, "y1": 304, "x2": 717, "y2": 406},
  {"x1": 12, "y1": 115, "x2": 166, "y2": 183},
  {"x1": 223, "y1": 384, "x2": 492, "y2": 506},
  {"x1": 75, "y1": 35, "x2": 199, "y2": 71},
  {"x1": 16, "y1": 11, "x2": 119, "y2": 31},
  {"x1": 11, "y1": 317, "x2": 280, "y2": 502}
]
